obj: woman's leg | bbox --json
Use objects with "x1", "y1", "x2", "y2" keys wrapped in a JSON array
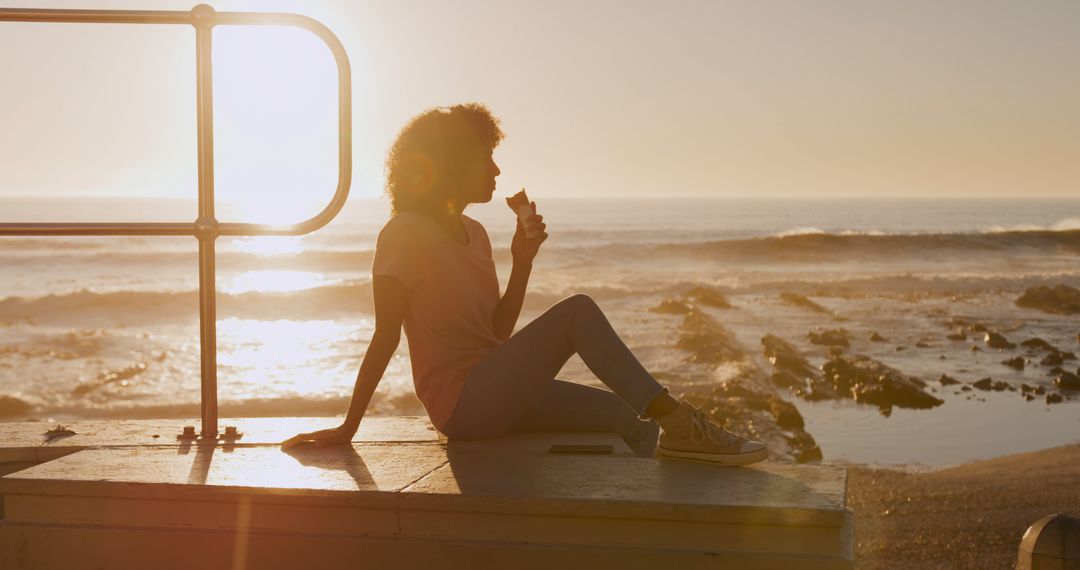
[
  {"x1": 506, "y1": 378, "x2": 662, "y2": 457},
  {"x1": 441, "y1": 293, "x2": 669, "y2": 441}
]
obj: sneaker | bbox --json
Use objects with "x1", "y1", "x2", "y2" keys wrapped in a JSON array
[
  {"x1": 655, "y1": 401, "x2": 768, "y2": 466},
  {"x1": 623, "y1": 419, "x2": 660, "y2": 458}
]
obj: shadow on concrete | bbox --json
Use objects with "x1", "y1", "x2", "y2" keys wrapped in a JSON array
[
  {"x1": 281, "y1": 444, "x2": 377, "y2": 490},
  {"x1": 440, "y1": 440, "x2": 833, "y2": 522}
]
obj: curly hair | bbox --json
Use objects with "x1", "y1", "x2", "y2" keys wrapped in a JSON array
[{"x1": 384, "y1": 103, "x2": 505, "y2": 216}]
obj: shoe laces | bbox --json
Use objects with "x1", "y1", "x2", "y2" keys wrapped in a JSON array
[{"x1": 687, "y1": 405, "x2": 738, "y2": 446}]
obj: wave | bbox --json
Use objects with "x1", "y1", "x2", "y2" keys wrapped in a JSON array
[
  {"x1": 0, "y1": 281, "x2": 374, "y2": 324},
  {"x1": 0, "y1": 249, "x2": 376, "y2": 271},
  {"x1": 5, "y1": 227, "x2": 1078, "y2": 267},
  {"x1": 5, "y1": 271, "x2": 1080, "y2": 326},
  {"x1": 644, "y1": 228, "x2": 1080, "y2": 262}
]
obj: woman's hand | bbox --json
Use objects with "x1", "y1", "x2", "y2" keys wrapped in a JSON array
[
  {"x1": 510, "y1": 201, "x2": 548, "y2": 264},
  {"x1": 280, "y1": 423, "x2": 356, "y2": 451}
]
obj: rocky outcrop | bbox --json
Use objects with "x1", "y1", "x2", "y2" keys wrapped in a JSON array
[
  {"x1": 939, "y1": 374, "x2": 961, "y2": 386},
  {"x1": 648, "y1": 298, "x2": 693, "y2": 314},
  {"x1": 779, "y1": 292, "x2": 831, "y2": 314},
  {"x1": 808, "y1": 328, "x2": 851, "y2": 348},
  {"x1": 0, "y1": 394, "x2": 33, "y2": 419},
  {"x1": 675, "y1": 309, "x2": 744, "y2": 364},
  {"x1": 972, "y1": 377, "x2": 1011, "y2": 392},
  {"x1": 1016, "y1": 284, "x2": 1080, "y2": 315},
  {"x1": 685, "y1": 286, "x2": 733, "y2": 309},
  {"x1": 761, "y1": 335, "x2": 945, "y2": 415},
  {"x1": 761, "y1": 334, "x2": 825, "y2": 397},
  {"x1": 1055, "y1": 372, "x2": 1080, "y2": 391},
  {"x1": 821, "y1": 355, "x2": 944, "y2": 415},
  {"x1": 984, "y1": 332, "x2": 1016, "y2": 350},
  {"x1": 1021, "y1": 338, "x2": 1058, "y2": 352},
  {"x1": 1002, "y1": 357, "x2": 1026, "y2": 370}
]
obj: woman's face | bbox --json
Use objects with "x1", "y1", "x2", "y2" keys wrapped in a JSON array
[{"x1": 448, "y1": 143, "x2": 501, "y2": 208}]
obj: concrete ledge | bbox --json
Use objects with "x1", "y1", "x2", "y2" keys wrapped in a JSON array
[
  {"x1": 0, "y1": 416, "x2": 440, "y2": 465},
  {"x1": 2, "y1": 523, "x2": 853, "y2": 570},
  {"x1": 0, "y1": 417, "x2": 852, "y2": 569}
]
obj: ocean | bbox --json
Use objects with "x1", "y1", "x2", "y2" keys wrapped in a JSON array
[{"x1": 2, "y1": 195, "x2": 1078, "y2": 467}]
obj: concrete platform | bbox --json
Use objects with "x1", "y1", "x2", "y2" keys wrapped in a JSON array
[{"x1": 0, "y1": 416, "x2": 852, "y2": 569}]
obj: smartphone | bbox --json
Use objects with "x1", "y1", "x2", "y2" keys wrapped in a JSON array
[{"x1": 549, "y1": 444, "x2": 613, "y2": 455}]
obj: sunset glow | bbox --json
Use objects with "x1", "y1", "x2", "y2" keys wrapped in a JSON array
[{"x1": 1, "y1": 5, "x2": 1078, "y2": 568}]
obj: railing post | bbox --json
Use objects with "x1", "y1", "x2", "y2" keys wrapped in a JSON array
[
  {"x1": 193, "y1": 3, "x2": 219, "y2": 437},
  {"x1": 0, "y1": 6, "x2": 352, "y2": 440}
]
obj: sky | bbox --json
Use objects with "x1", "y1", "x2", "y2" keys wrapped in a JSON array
[{"x1": 1, "y1": 0, "x2": 1078, "y2": 217}]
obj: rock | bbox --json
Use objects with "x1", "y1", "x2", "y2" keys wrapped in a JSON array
[
  {"x1": 1020, "y1": 383, "x2": 1036, "y2": 393},
  {"x1": 870, "y1": 332, "x2": 887, "y2": 342},
  {"x1": 0, "y1": 395, "x2": 34, "y2": 418},
  {"x1": 1054, "y1": 372, "x2": 1080, "y2": 391},
  {"x1": 946, "y1": 333, "x2": 967, "y2": 341},
  {"x1": 675, "y1": 309, "x2": 744, "y2": 364},
  {"x1": 915, "y1": 341, "x2": 931, "y2": 348},
  {"x1": 1046, "y1": 393, "x2": 1063, "y2": 404},
  {"x1": 939, "y1": 374, "x2": 961, "y2": 386},
  {"x1": 1024, "y1": 393, "x2": 1035, "y2": 401},
  {"x1": 972, "y1": 377, "x2": 994, "y2": 391},
  {"x1": 1021, "y1": 338, "x2": 1058, "y2": 352},
  {"x1": 968, "y1": 323, "x2": 990, "y2": 333},
  {"x1": 984, "y1": 332, "x2": 1016, "y2": 350},
  {"x1": 1002, "y1": 357, "x2": 1026, "y2": 370},
  {"x1": 685, "y1": 286, "x2": 733, "y2": 309},
  {"x1": 1015, "y1": 284, "x2": 1080, "y2": 315},
  {"x1": 1049, "y1": 366, "x2": 1066, "y2": 375},
  {"x1": 821, "y1": 354, "x2": 944, "y2": 414},
  {"x1": 808, "y1": 328, "x2": 851, "y2": 348},
  {"x1": 649, "y1": 298, "x2": 693, "y2": 315},
  {"x1": 779, "y1": 292, "x2": 830, "y2": 314},
  {"x1": 896, "y1": 346, "x2": 906, "y2": 351},
  {"x1": 970, "y1": 344, "x2": 981, "y2": 352},
  {"x1": 1041, "y1": 352, "x2": 1065, "y2": 367},
  {"x1": 761, "y1": 334, "x2": 824, "y2": 396},
  {"x1": 1062, "y1": 351, "x2": 1077, "y2": 361},
  {"x1": 961, "y1": 385, "x2": 972, "y2": 391}
]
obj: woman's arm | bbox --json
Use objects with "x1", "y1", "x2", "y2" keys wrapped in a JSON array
[
  {"x1": 492, "y1": 210, "x2": 547, "y2": 341},
  {"x1": 281, "y1": 275, "x2": 410, "y2": 449},
  {"x1": 492, "y1": 259, "x2": 532, "y2": 341}
]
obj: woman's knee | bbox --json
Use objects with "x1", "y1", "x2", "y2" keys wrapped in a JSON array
[{"x1": 559, "y1": 293, "x2": 599, "y2": 314}]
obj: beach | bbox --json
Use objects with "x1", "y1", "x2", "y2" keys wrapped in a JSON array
[{"x1": 849, "y1": 442, "x2": 1080, "y2": 569}]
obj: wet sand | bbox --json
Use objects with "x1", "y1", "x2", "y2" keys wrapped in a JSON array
[{"x1": 848, "y1": 441, "x2": 1080, "y2": 569}]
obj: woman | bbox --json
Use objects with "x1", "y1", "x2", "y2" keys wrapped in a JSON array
[{"x1": 282, "y1": 103, "x2": 767, "y2": 465}]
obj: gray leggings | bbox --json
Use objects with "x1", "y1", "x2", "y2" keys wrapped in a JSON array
[{"x1": 440, "y1": 294, "x2": 669, "y2": 446}]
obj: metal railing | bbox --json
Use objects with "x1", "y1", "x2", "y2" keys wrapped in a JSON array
[{"x1": 0, "y1": 4, "x2": 353, "y2": 437}]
